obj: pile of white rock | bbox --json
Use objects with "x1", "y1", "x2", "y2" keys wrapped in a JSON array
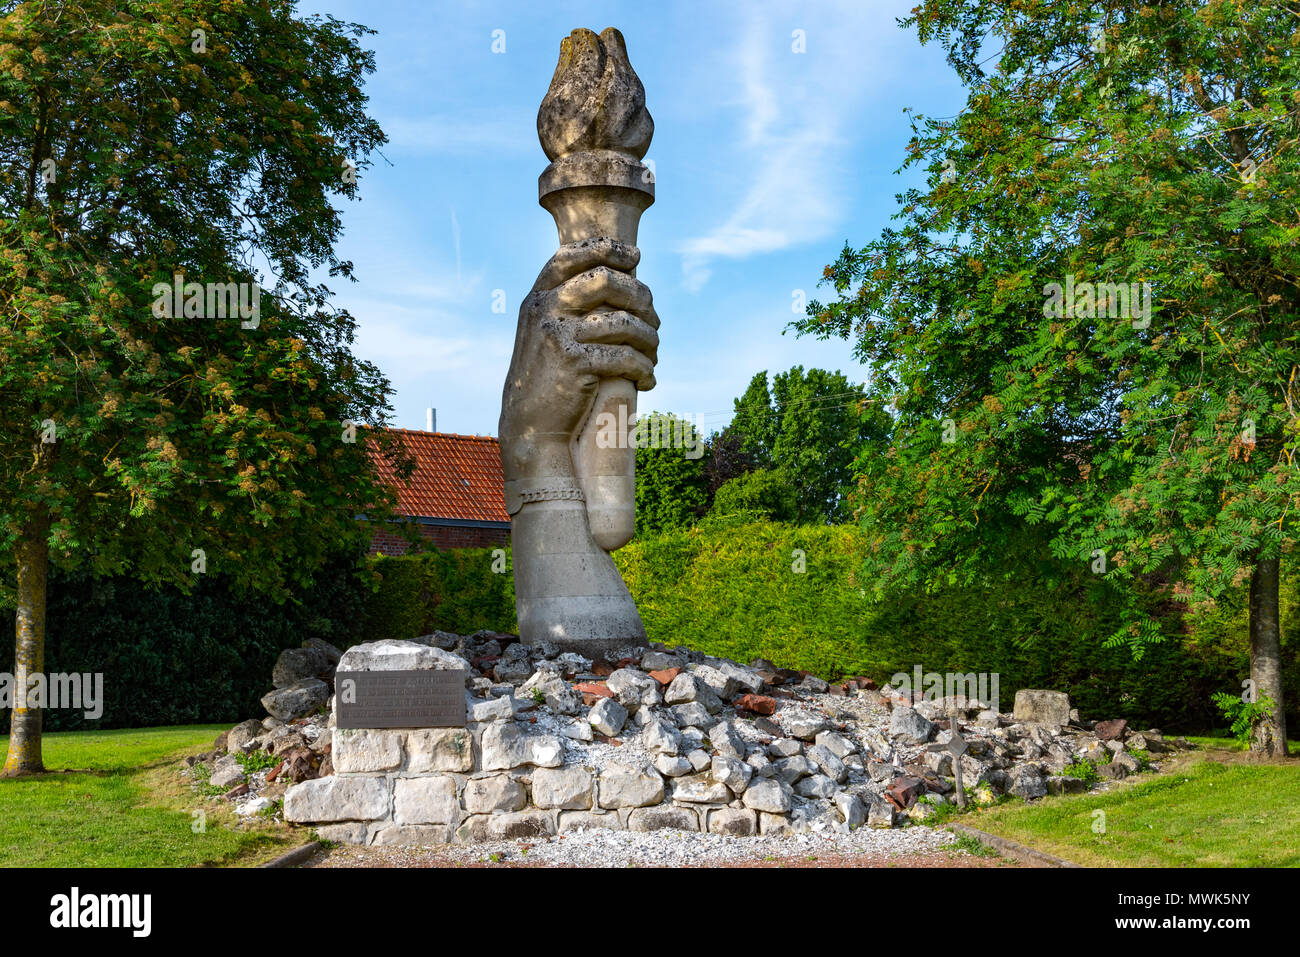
[{"x1": 190, "y1": 630, "x2": 1193, "y2": 845}]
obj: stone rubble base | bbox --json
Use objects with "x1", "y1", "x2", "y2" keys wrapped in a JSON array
[{"x1": 289, "y1": 726, "x2": 795, "y2": 845}]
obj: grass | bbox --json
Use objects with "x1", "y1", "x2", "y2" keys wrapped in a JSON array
[
  {"x1": 950, "y1": 833, "x2": 998, "y2": 858},
  {"x1": 1184, "y1": 732, "x2": 1300, "y2": 753},
  {"x1": 964, "y1": 753, "x2": 1300, "y2": 867},
  {"x1": 2, "y1": 726, "x2": 1294, "y2": 868},
  {"x1": 0, "y1": 725, "x2": 297, "y2": 867},
  {"x1": 1060, "y1": 759, "x2": 1101, "y2": 784}
]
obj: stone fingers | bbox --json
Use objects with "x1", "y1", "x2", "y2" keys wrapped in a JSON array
[
  {"x1": 567, "y1": 340, "x2": 656, "y2": 391},
  {"x1": 571, "y1": 309, "x2": 659, "y2": 364},
  {"x1": 555, "y1": 265, "x2": 657, "y2": 325},
  {"x1": 531, "y1": 238, "x2": 641, "y2": 293}
]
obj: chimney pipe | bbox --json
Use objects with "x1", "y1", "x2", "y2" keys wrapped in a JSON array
[{"x1": 426, "y1": 408, "x2": 436, "y2": 432}]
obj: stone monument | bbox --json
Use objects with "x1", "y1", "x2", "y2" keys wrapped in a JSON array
[
  {"x1": 499, "y1": 27, "x2": 659, "y2": 654},
  {"x1": 283, "y1": 640, "x2": 477, "y2": 846}
]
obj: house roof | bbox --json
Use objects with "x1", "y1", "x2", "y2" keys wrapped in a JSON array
[{"x1": 366, "y1": 428, "x2": 509, "y2": 525}]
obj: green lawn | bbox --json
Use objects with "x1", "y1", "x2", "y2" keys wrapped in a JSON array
[
  {"x1": 965, "y1": 753, "x2": 1300, "y2": 867},
  {"x1": 0, "y1": 725, "x2": 295, "y2": 867},
  {"x1": 1183, "y1": 733, "x2": 1300, "y2": 752},
  {"x1": 3, "y1": 726, "x2": 1296, "y2": 868}
]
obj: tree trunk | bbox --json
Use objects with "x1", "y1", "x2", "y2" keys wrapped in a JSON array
[
  {"x1": 1248, "y1": 555, "x2": 1289, "y2": 757},
  {"x1": 2, "y1": 515, "x2": 49, "y2": 777}
]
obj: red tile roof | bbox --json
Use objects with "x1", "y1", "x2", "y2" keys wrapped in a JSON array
[{"x1": 366, "y1": 429, "x2": 509, "y2": 524}]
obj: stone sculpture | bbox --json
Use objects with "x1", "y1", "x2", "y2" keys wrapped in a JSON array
[{"x1": 499, "y1": 27, "x2": 658, "y2": 654}]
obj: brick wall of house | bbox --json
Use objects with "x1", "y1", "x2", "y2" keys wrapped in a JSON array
[{"x1": 368, "y1": 523, "x2": 510, "y2": 556}]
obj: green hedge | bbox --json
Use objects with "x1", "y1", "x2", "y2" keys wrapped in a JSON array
[
  {"x1": 0, "y1": 546, "x2": 515, "y2": 732},
  {"x1": 349, "y1": 523, "x2": 1296, "y2": 731},
  {"x1": 1, "y1": 551, "x2": 369, "y2": 731},
  {"x1": 3, "y1": 521, "x2": 1292, "y2": 734},
  {"x1": 360, "y1": 548, "x2": 516, "y2": 640},
  {"x1": 614, "y1": 519, "x2": 1297, "y2": 733},
  {"x1": 615, "y1": 518, "x2": 868, "y2": 674}
]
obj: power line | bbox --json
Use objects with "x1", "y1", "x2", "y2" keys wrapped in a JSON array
[{"x1": 690, "y1": 389, "x2": 871, "y2": 422}]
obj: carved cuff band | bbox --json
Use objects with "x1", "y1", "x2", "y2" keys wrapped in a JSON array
[{"x1": 504, "y1": 478, "x2": 585, "y2": 515}]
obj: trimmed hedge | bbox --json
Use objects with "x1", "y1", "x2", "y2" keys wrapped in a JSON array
[
  {"x1": 0, "y1": 547, "x2": 514, "y2": 732},
  {"x1": 615, "y1": 518, "x2": 868, "y2": 675},
  {"x1": 1, "y1": 551, "x2": 369, "y2": 731},
  {"x1": 614, "y1": 519, "x2": 1297, "y2": 733},
  {"x1": 4, "y1": 522, "x2": 1292, "y2": 734},
  {"x1": 361, "y1": 548, "x2": 515, "y2": 640}
]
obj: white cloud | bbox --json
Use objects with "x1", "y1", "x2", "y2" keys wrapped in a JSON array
[
  {"x1": 331, "y1": 253, "x2": 517, "y2": 432},
  {"x1": 676, "y1": 6, "x2": 892, "y2": 292},
  {"x1": 739, "y1": 25, "x2": 779, "y2": 146},
  {"x1": 356, "y1": 310, "x2": 501, "y2": 376}
]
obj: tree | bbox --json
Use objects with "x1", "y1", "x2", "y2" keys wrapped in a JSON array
[
  {"x1": 710, "y1": 468, "x2": 797, "y2": 523},
  {"x1": 634, "y1": 412, "x2": 707, "y2": 534},
  {"x1": 0, "y1": 0, "x2": 401, "y2": 774},
  {"x1": 702, "y1": 425, "x2": 757, "y2": 499},
  {"x1": 728, "y1": 366, "x2": 876, "y2": 524},
  {"x1": 796, "y1": 1, "x2": 1298, "y2": 754},
  {"x1": 729, "y1": 372, "x2": 778, "y2": 466}
]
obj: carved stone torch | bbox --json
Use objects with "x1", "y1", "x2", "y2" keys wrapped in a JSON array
[
  {"x1": 497, "y1": 27, "x2": 656, "y2": 654},
  {"x1": 536, "y1": 27, "x2": 654, "y2": 552}
]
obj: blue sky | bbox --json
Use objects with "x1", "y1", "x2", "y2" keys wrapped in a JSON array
[{"x1": 296, "y1": 0, "x2": 965, "y2": 437}]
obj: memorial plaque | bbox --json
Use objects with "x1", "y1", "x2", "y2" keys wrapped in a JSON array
[{"x1": 335, "y1": 669, "x2": 466, "y2": 729}]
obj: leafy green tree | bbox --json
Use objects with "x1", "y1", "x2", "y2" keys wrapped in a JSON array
[
  {"x1": 730, "y1": 372, "x2": 779, "y2": 465},
  {"x1": 634, "y1": 413, "x2": 707, "y2": 534},
  {"x1": 728, "y1": 367, "x2": 875, "y2": 524},
  {"x1": 0, "y1": 0, "x2": 401, "y2": 774},
  {"x1": 796, "y1": 0, "x2": 1298, "y2": 753},
  {"x1": 772, "y1": 367, "x2": 884, "y2": 524},
  {"x1": 710, "y1": 468, "x2": 797, "y2": 523}
]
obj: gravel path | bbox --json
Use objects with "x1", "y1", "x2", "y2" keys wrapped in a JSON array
[{"x1": 306, "y1": 823, "x2": 1016, "y2": 868}]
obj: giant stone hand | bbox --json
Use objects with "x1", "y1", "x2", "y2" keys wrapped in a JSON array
[
  {"x1": 499, "y1": 238, "x2": 658, "y2": 490},
  {"x1": 498, "y1": 28, "x2": 659, "y2": 653}
]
